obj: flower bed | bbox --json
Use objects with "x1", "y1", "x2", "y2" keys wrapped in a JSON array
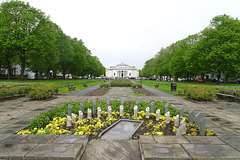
[
  {"x1": 17, "y1": 100, "x2": 215, "y2": 139},
  {"x1": 0, "y1": 85, "x2": 32, "y2": 100},
  {"x1": 27, "y1": 84, "x2": 58, "y2": 100},
  {"x1": 184, "y1": 86, "x2": 216, "y2": 101}
]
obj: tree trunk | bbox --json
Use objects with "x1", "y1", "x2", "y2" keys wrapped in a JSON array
[
  {"x1": 62, "y1": 69, "x2": 66, "y2": 79},
  {"x1": 19, "y1": 61, "x2": 25, "y2": 81},
  {"x1": 53, "y1": 70, "x2": 57, "y2": 79},
  {"x1": 47, "y1": 69, "x2": 50, "y2": 80},
  {"x1": 217, "y1": 72, "x2": 221, "y2": 84},
  {"x1": 175, "y1": 75, "x2": 178, "y2": 82},
  {"x1": 7, "y1": 65, "x2": 11, "y2": 80},
  {"x1": 35, "y1": 70, "x2": 39, "y2": 80}
]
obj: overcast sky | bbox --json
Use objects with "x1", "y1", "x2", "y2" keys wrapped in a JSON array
[{"x1": 2, "y1": 0, "x2": 240, "y2": 69}]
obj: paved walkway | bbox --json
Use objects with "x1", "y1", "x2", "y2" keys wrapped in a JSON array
[{"x1": 0, "y1": 84, "x2": 240, "y2": 159}]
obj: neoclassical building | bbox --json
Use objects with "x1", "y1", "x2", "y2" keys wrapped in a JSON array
[{"x1": 106, "y1": 63, "x2": 139, "y2": 79}]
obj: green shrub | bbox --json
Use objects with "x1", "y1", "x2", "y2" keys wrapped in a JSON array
[
  {"x1": 0, "y1": 85, "x2": 33, "y2": 99},
  {"x1": 0, "y1": 88, "x2": 9, "y2": 99},
  {"x1": 110, "y1": 79, "x2": 133, "y2": 87},
  {"x1": 100, "y1": 83, "x2": 110, "y2": 88},
  {"x1": 137, "y1": 83, "x2": 142, "y2": 89},
  {"x1": 131, "y1": 84, "x2": 137, "y2": 89},
  {"x1": 184, "y1": 86, "x2": 216, "y2": 101},
  {"x1": 17, "y1": 86, "x2": 32, "y2": 95},
  {"x1": 132, "y1": 83, "x2": 143, "y2": 89},
  {"x1": 27, "y1": 85, "x2": 58, "y2": 100}
]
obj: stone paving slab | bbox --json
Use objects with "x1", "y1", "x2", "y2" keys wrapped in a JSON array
[
  {"x1": 0, "y1": 134, "x2": 12, "y2": 142},
  {"x1": 0, "y1": 134, "x2": 28, "y2": 144},
  {"x1": 53, "y1": 135, "x2": 88, "y2": 145},
  {"x1": 233, "y1": 126, "x2": 240, "y2": 134},
  {"x1": 0, "y1": 143, "x2": 37, "y2": 160},
  {"x1": 208, "y1": 126, "x2": 239, "y2": 136},
  {"x1": 141, "y1": 143, "x2": 190, "y2": 160},
  {"x1": 20, "y1": 135, "x2": 57, "y2": 144},
  {"x1": 0, "y1": 124, "x2": 27, "y2": 134},
  {"x1": 81, "y1": 139, "x2": 141, "y2": 160},
  {"x1": 218, "y1": 135, "x2": 240, "y2": 151},
  {"x1": 182, "y1": 144, "x2": 240, "y2": 159},
  {"x1": 154, "y1": 136, "x2": 189, "y2": 144},
  {"x1": 139, "y1": 135, "x2": 157, "y2": 144},
  {"x1": 25, "y1": 144, "x2": 83, "y2": 160},
  {"x1": 185, "y1": 136, "x2": 225, "y2": 144}
]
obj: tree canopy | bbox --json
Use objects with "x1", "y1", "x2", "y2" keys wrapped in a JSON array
[
  {"x1": 0, "y1": 0, "x2": 105, "y2": 80},
  {"x1": 141, "y1": 14, "x2": 240, "y2": 81}
]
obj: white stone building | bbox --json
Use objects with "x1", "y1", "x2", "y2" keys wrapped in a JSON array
[{"x1": 106, "y1": 63, "x2": 139, "y2": 79}]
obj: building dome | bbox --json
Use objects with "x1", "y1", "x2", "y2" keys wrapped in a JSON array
[{"x1": 116, "y1": 62, "x2": 129, "y2": 66}]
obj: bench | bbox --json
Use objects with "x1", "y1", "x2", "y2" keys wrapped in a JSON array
[
  {"x1": 216, "y1": 89, "x2": 237, "y2": 102},
  {"x1": 67, "y1": 84, "x2": 76, "y2": 91},
  {"x1": 82, "y1": 82, "x2": 88, "y2": 87},
  {"x1": 155, "y1": 82, "x2": 159, "y2": 88}
]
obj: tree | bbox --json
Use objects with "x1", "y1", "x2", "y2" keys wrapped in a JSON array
[
  {"x1": 200, "y1": 14, "x2": 240, "y2": 81},
  {"x1": 141, "y1": 58, "x2": 155, "y2": 77},
  {"x1": 68, "y1": 38, "x2": 87, "y2": 76},
  {"x1": 57, "y1": 33, "x2": 74, "y2": 79},
  {"x1": 28, "y1": 19, "x2": 59, "y2": 80},
  {"x1": 0, "y1": 0, "x2": 47, "y2": 80}
]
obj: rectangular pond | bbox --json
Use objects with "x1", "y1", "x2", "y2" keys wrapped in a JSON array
[{"x1": 99, "y1": 119, "x2": 143, "y2": 140}]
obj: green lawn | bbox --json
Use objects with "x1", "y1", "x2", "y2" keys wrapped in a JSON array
[
  {"x1": 138, "y1": 80, "x2": 240, "y2": 95},
  {"x1": 0, "y1": 79, "x2": 104, "y2": 94}
]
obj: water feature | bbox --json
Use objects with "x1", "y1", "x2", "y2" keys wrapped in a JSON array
[{"x1": 99, "y1": 119, "x2": 143, "y2": 140}]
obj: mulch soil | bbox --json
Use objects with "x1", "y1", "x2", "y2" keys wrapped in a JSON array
[
  {"x1": 85, "y1": 88, "x2": 111, "y2": 96},
  {"x1": 132, "y1": 88, "x2": 155, "y2": 96}
]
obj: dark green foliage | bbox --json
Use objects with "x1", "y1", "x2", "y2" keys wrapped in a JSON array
[
  {"x1": 0, "y1": 86, "x2": 32, "y2": 99},
  {"x1": 141, "y1": 14, "x2": 240, "y2": 81},
  {"x1": 132, "y1": 83, "x2": 143, "y2": 89},
  {"x1": 27, "y1": 84, "x2": 58, "y2": 100},
  {"x1": 184, "y1": 86, "x2": 216, "y2": 101},
  {"x1": 0, "y1": 1, "x2": 105, "y2": 80},
  {"x1": 110, "y1": 79, "x2": 134, "y2": 87},
  {"x1": 100, "y1": 83, "x2": 110, "y2": 88}
]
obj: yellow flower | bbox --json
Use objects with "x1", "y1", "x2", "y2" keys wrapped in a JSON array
[
  {"x1": 85, "y1": 131, "x2": 91, "y2": 135},
  {"x1": 156, "y1": 132, "x2": 163, "y2": 136},
  {"x1": 172, "y1": 127, "x2": 177, "y2": 133},
  {"x1": 79, "y1": 131, "x2": 84, "y2": 135},
  {"x1": 191, "y1": 132, "x2": 197, "y2": 136}
]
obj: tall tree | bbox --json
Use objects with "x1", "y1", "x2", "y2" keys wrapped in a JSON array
[
  {"x1": 0, "y1": 0, "x2": 46, "y2": 80},
  {"x1": 57, "y1": 33, "x2": 74, "y2": 79},
  {"x1": 68, "y1": 38, "x2": 87, "y2": 76},
  {"x1": 141, "y1": 58, "x2": 155, "y2": 77},
  {"x1": 200, "y1": 14, "x2": 240, "y2": 80}
]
